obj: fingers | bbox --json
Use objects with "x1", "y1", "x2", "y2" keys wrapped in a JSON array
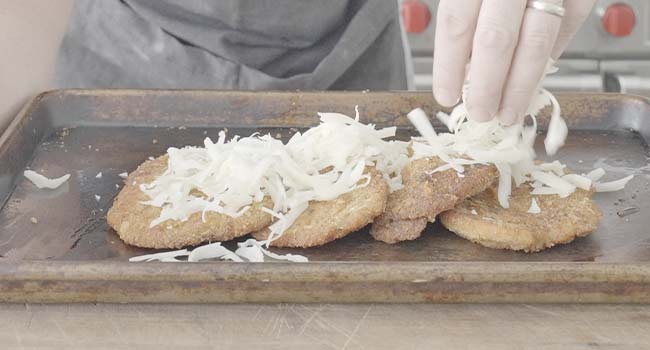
[
  {"x1": 465, "y1": 0, "x2": 527, "y2": 122},
  {"x1": 432, "y1": 0, "x2": 482, "y2": 107},
  {"x1": 435, "y1": 0, "x2": 594, "y2": 123},
  {"x1": 551, "y1": 0, "x2": 596, "y2": 59},
  {"x1": 498, "y1": 6, "x2": 562, "y2": 125}
]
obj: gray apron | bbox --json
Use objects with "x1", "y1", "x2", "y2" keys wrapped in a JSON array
[{"x1": 57, "y1": 0, "x2": 408, "y2": 90}]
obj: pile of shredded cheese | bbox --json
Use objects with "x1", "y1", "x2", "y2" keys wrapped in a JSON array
[{"x1": 135, "y1": 108, "x2": 409, "y2": 262}]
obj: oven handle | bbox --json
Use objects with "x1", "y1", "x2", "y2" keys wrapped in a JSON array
[
  {"x1": 608, "y1": 74, "x2": 650, "y2": 94},
  {"x1": 414, "y1": 74, "x2": 604, "y2": 92}
]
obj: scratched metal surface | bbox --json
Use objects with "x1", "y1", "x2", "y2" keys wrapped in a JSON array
[
  {"x1": 0, "y1": 90, "x2": 649, "y2": 303},
  {"x1": 1, "y1": 303, "x2": 650, "y2": 349}
]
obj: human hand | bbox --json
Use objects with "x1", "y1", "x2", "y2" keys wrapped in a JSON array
[{"x1": 432, "y1": 0, "x2": 595, "y2": 124}]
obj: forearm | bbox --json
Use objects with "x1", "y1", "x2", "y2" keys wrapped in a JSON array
[{"x1": 0, "y1": 0, "x2": 73, "y2": 133}]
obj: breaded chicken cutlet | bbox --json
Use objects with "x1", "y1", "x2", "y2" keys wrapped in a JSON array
[
  {"x1": 107, "y1": 156, "x2": 275, "y2": 249},
  {"x1": 108, "y1": 158, "x2": 389, "y2": 249},
  {"x1": 252, "y1": 168, "x2": 389, "y2": 247},
  {"x1": 440, "y1": 183, "x2": 602, "y2": 252},
  {"x1": 370, "y1": 157, "x2": 498, "y2": 244}
]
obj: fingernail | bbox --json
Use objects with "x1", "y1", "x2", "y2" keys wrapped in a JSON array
[
  {"x1": 434, "y1": 88, "x2": 459, "y2": 107},
  {"x1": 467, "y1": 107, "x2": 493, "y2": 122},
  {"x1": 498, "y1": 108, "x2": 519, "y2": 125}
]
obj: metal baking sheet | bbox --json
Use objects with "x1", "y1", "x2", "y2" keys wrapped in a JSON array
[{"x1": 0, "y1": 90, "x2": 649, "y2": 303}]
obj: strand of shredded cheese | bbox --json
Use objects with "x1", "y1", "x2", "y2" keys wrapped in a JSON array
[{"x1": 24, "y1": 170, "x2": 70, "y2": 189}]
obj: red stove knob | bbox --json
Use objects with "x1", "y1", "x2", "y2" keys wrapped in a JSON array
[
  {"x1": 602, "y1": 3, "x2": 636, "y2": 37},
  {"x1": 401, "y1": 0, "x2": 431, "y2": 33}
]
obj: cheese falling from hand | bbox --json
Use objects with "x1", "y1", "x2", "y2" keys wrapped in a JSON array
[{"x1": 407, "y1": 59, "x2": 633, "y2": 207}]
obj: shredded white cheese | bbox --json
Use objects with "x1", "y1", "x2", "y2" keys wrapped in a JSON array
[
  {"x1": 407, "y1": 59, "x2": 633, "y2": 207},
  {"x1": 95, "y1": 195, "x2": 101, "y2": 202},
  {"x1": 234, "y1": 242, "x2": 263, "y2": 262},
  {"x1": 408, "y1": 108, "x2": 438, "y2": 147},
  {"x1": 594, "y1": 175, "x2": 634, "y2": 192},
  {"x1": 237, "y1": 239, "x2": 308, "y2": 262},
  {"x1": 129, "y1": 249, "x2": 190, "y2": 262},
  {"x1": 129, "y1": 239, "x2": 307, "y2": 263},
  {"x1": 562, "y1": 174, "x2": 592, "y2": 191},
  {"x1": 527, "y1": 198, "x2": 541, "y2": 214},
  {"x1": 408, "y1": 59, "x2": 632, "y2": 207},
  {"x1": 24, "y1": 170, "x2": 70, "y2": 189},
  {"x1": 118, "y1": 172, "x2": 128, "y2": 179},
  {"x1": 409, "y1": 62, "x2": 564, "y2": 207},
  {"x1": 538, "y1": 161, "x2": 566, "y2": 176},
  {"x1": 586, "y1": 168, "x2": 606, "y2": 182},
  {"x1": 542, "y1": 89, "x2": 568, "y2": 156},
  {"x1": 530, "y1": 171, "x2": 575, "y2": 194},
  {"x1": 188, "y1": 242, "x2": 243, "y2": 262},
  {"x1": 139, "y1": 108, "x2": 409, "y2": 247}
]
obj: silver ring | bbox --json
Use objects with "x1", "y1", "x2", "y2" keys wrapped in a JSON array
[{"x1": 526, "y1": 0, "x2": 566, "y2": 18}]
